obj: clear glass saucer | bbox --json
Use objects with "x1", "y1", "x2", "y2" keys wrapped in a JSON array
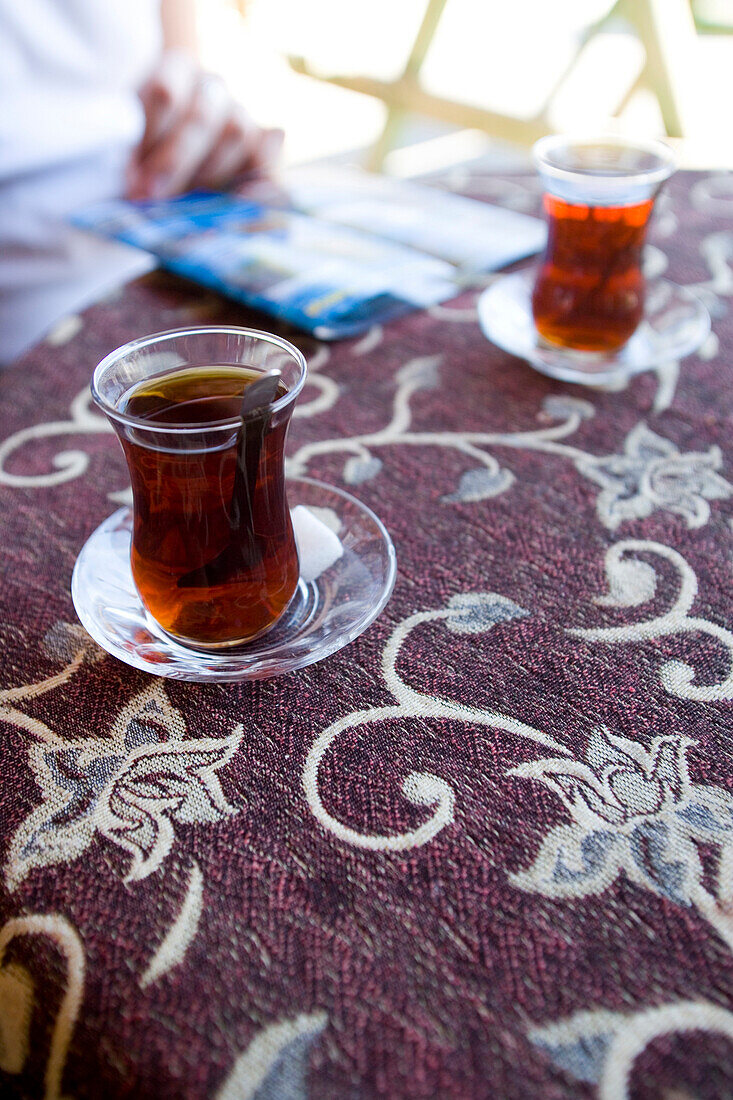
[
  {"x1": 477, "y1": 270, "x2": 710, "y2": 385},
  {"x1": 71, "y1": 477, "x2": 397, "y2": 682}
]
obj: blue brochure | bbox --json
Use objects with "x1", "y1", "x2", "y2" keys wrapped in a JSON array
[{"x1": 74, "y1": 168, "x2": 545, "y2": 340}]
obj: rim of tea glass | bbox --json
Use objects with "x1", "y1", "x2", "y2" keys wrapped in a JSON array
[
  {"x1": 92, "y1": 325, "x2": 308, "y2": 434},
  {"x1": 532, "y1": 133, "x2": 676, "y2": 194}
]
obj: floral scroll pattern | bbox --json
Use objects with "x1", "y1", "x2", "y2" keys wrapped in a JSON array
[
  {"x1": 2, "y1": 645, "x2": 243, "y2": 890},
  {"x1": 215, "y1": 1012, "x2": 328, "y2": 1100},
  {"x1": 0, "y1": 172, "x2": 731, "y2": 1099},
  {"x1": 2, "y1": 357, "x2": 730, "y2": 536},
  {"x1": 577, "y1": 423, "x2": 731, "y2": 530},
  {"x1": 530, "y1": 999, "x2": 733, "y2": 1100},
  {"x1": 0, "y1": 913, "x2": 85, "y2": 1100},
  {"x1": 567, "y1": 539, "x2": 733, "y2": 702},
  {"x1": 510, "y1": 729, "x2": 733, "y2": 916},
  {"x1": 513, "y1": 731, "x2": 733, "y2": 1094},
  {"x1": 0, "y1": 906, "x2": 326, "y2": 1100},
  {"x1": 303, "y1": 590, "x2": 567, "y2": 852}
]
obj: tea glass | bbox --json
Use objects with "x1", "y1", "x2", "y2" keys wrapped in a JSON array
[
  {"x1": 531, "y1": 134, "x2": 676, "y2": 355},
  {"x1": 92, "y1": 326, "x2": 307, "y2": 650}
]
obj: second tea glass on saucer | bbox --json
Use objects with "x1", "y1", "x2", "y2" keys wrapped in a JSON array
[{"x1": 479, "y1": 134, "x2": 710, "y2": 384}]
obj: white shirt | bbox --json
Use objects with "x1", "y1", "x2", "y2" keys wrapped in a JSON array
[{"x1": 0, "y1": 0, "x2": 163, "y2": 363}]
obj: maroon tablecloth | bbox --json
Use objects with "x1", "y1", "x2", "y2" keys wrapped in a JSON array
[{"x1": 1, "y1": 169, "x2": 732, "y2": 1100}]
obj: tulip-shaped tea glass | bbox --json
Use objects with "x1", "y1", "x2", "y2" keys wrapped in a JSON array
[
  {"x1": 531, "y1": 134, "x2": 675, "y2": 354},
  {"x1": 92, "y1": 326, "x2": 307, "y2": 650}
]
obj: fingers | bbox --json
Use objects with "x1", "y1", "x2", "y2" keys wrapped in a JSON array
[
  {"x1": 135, "y1": 52, "x2": 198, "y2": 167},
  {"x1": 128, "y1": 72, "x2": 230, "y2": 200},
  {"x1": 126, "y1": 55, "x2": 284, "y2": 201},
  {"x1": 250, "y1": 128, "x2": 286, "y2": 174},
  {"x1": 192, "y1": 118, "x2": 285, "y2": 191}
]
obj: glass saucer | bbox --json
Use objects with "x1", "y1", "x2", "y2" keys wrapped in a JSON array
[
  {"x1": 71, "y1": 477, "x2": 397, "y2": 682},
  {"x1": 477, "y1": 270, "x2": 710, "y2": 385}
]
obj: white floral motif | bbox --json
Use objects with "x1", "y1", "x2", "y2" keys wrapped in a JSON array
[
  {"x1": 303, "y1": 592, "x2": 567, "y2": 852},
  {"x1": 568, "y1": 540, "x2": 733, "y2": 701},
  {"x1": 216, "y1": 1011, "x2": 328, "y2": 1100},
  {"x1": 530, "y1": 999, "x2": 733, "y2": 1100},
  {"x1": 0, "y1": 914, "x2": 85, "y2": 1100},
  {"x1": 6, "y1": 682, "x2": 242, "y2": 888},
  {"x1": 140, "y1": 861, "x2": 204, "y2": 988},
  {"x1": 511, "y1": 729, "x2": 733, "y2": 926},
  {"x1": 288, "y1": 367, "x2": 598, "y2": 502},
  {"x1": 11, "y1": 352, "x2": 725, "y2": 540},
  {"x1": 578, "y1": 423, "x2": 731, "y2": 530},
  {"x1": 1, "y1": 351, "x2": 598, "y2": 509}
]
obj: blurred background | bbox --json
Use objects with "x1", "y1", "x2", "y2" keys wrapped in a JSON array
[{"x1": 195, "y1": 0, "x2": 733, "y2": 177}]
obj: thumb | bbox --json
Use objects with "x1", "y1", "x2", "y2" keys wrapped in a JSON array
[{"x1": 253, "y1": 128, "x2": 286, "y2": 172}]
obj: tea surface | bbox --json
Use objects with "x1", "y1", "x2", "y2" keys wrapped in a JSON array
[{"x1": 119, "y1": 364, "x2": 287, "y2": 423}]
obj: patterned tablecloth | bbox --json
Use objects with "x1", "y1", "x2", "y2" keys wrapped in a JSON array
[{"x1": 0, "y1": 168, "x2": 732, "y2": 1100}]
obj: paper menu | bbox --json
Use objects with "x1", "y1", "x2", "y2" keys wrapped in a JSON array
[{"x1": 73, "y1": 167, "x2": 545, "y2": 340}]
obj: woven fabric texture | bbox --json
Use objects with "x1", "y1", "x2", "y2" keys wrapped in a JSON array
[{"x1": 0, "y1": 169, "x2": 731, "y2": 1100}]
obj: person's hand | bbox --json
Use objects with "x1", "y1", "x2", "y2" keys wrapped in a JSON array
[{"x1": 126, "y1": 52, "x2": 284, "y2": 201}]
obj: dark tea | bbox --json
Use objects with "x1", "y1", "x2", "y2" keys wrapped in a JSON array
[
  {"x1": 117, "y1": 365, "x2": 299, "y2": 648},
  {"x1": 531, "y1": 193, "x2": 654, "y2": 353}
]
